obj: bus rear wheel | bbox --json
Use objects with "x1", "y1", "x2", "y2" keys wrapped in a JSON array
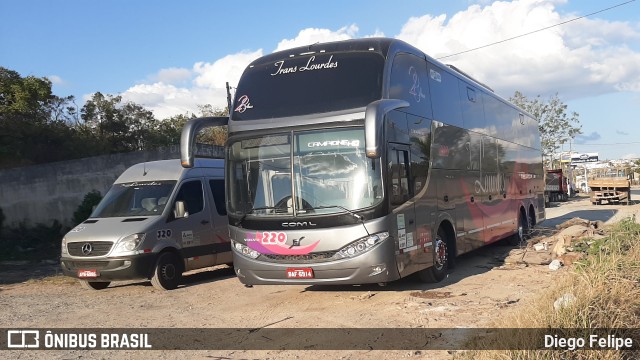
[{"x1": 418, "y1": 229, "x2": 448, "y2": 283}]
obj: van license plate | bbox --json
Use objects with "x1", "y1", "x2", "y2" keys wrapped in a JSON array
[
  {"x1": 286, "y1": 268, "x2": 314, "y2": 279},
  {"x1": 78, "y1": 269, "x2": 98, "y2": 278}
]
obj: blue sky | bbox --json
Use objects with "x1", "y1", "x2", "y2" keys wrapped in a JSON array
[{"x1": 1, "y1": 0, "x2": 639, "y2": 160}]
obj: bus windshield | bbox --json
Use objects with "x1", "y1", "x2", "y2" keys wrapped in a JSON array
[
  {"x1": 91, "y1": 181, "x2": 177, "y2": 218},
  {"x1": 227, "y1": 128, "x2": 383, "y2": 216},
  {"x1": 232, "y1": 51, "x2": 384, "y2": 120}
]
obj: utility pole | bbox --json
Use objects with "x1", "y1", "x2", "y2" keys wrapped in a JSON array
[
  {"x1": 568, "y1": 140, "x2": 574, "y2": 197},
  {"x1": 226, "y1": 82, "x2": 233, "y2": 116}
]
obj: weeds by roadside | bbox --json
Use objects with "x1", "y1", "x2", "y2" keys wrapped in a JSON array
[{"x1": 461, "y1": 217, "x2": 640, "y2": 359}]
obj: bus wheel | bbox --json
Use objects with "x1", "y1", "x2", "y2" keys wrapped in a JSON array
[
  {"x1": 151, "y1": 252, "x2": 182, "y2": 290},
  {"x1": 508, "y1": 211, "x2": 529, "y2": 246},
  {"x1": 79, "y1": 280, "x2": 110, "y2": 290},
  {"x1": 418, "y1": 229, "x2": 448, "y2": 283}
]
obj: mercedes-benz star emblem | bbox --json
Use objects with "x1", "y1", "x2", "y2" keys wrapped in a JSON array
[{"x1": 81, "y1": 243, "x2": 93, "y2": 255}]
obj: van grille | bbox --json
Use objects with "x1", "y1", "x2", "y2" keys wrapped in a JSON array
[
  {"x1": 70, "y1": 261, "x2": 110, "y2": 270},
  {"x1": 67, "y1": 241, "x2": 113, "y2": 257},
  {"x1": 261, "y1": 251, "x2": 337, "y2": 263}
]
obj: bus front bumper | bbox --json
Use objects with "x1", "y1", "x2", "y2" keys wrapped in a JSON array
[{"x1": 231, "y1": 238, "x2": 400, "y2": 285}]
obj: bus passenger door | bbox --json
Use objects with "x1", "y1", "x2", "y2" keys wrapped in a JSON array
[{"x1": 389, "y1": 144, "x2": 418, "y2": 277}]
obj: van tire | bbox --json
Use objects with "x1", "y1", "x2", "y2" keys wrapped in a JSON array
[
  {"x1": 151, "y1": 252, "x2": 182, "y2": 290},
  {"x1": 79, "y1": 280, "x2": 110, "y2": 290},
  {"x1": 418, "y1": 228, "x2": 448, "y2": 283}
]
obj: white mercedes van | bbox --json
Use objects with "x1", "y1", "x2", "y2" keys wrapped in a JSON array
[{"x1": 60, "y1": 158, "x2": 230, "y2": 290}]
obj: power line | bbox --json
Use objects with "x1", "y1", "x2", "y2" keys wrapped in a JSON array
[{"x1": 437, "y1": 0, "x2": 636, "y2": 60}]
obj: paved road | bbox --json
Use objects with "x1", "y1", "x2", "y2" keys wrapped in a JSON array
[{"x1": 542, "y1": 191, "x2": 640, "y2": 228}]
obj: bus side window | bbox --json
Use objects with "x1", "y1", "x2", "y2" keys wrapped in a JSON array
[
  {"x1": 390, "y1": 147, "x2": 411, "y2": 207},
  {"x1": 173, "y1": 180, "x2": 204, "y2": 216}
]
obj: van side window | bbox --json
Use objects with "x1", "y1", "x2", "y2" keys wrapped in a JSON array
[
  {"x1": 209, "y1": 179, "x2": 227, "y2": 216},
  {"x1": 174, "y1": 180, "x2": 204, "y2": 215}
]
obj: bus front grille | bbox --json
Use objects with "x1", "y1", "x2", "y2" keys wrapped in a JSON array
[{"x1": 261, "y1": 252, "x2": 337, "y2": 263}]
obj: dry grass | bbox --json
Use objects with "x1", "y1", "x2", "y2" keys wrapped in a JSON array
[
  {"x1": 23, "y1": 274, "x2": 77, "y2": 286},
  {"x1": 460, "y1": 218, "x2": 640, "y2": 360}
]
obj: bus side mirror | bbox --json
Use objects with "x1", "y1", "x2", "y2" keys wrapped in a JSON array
[
  {"x1": 364, "y1": 99, "x2": 409, "y2": 159},
  {"x1": 173, "y1": 201, "x2": 189, "y2": 219},
  {"x1": 180, "y1": 116, "x2": 229, "y2": 168}
]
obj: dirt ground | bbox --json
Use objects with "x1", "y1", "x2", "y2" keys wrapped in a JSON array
[{"x1": 2, "y1": 191, "x2": 640, "y2": 359}]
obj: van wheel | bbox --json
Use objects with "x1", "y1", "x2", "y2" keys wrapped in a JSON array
[
  {"x1": 151, "y1": 252, "x2": 182, "y2": 290},
  {"x1": 418, "y1": 229, "x2": 448, "y2": 283},
  {"x1": 79, "y1": 280, "x2": 110, "y2": 290}
]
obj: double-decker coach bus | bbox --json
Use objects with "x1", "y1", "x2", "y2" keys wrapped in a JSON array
[{"x1": 181, "y1": 38, "x2": 545, "y2": 286}]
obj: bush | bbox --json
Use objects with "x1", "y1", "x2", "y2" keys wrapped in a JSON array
[
  {"x1": 0, "y1": 220, "x2": 66, "y2": 261},
  {"x1": 72, "y1": 190, "x2": 102, "y2": 226}
]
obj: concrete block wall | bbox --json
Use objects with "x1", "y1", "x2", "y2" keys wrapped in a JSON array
[{"x1": 0, "y1": 145, "x2": 186, "y2": 227}]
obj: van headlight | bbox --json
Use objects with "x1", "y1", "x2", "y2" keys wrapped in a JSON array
[
  {"x1": 336, "y1": 232, "x2": 389, "y2": 259},
  {"x1": 231, "y1": 240, "x2": 260, "y2": 259},
  {"x1": 61, "y1": 237, "x2": 68, "y2": 255},
  {"x1": 113, "y1": 233, "x2": 146, "y2": 254}
]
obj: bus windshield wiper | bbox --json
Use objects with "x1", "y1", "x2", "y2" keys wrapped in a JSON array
[
  {"x1": 234, "y1": 206, "x2": 290, "y2": 226},
  {"x1": 308, "y1": 205, "x2": 363, "y2": 221},
  {"x1": 308, "y1": 205, "x2": 369, "y2": 235}
]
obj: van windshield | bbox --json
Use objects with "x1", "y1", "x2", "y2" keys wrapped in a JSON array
[{"x1": 91, "y1": 181, "x2": 177, "y2": 218}]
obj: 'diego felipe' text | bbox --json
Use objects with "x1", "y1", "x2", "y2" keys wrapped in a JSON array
[
  {"x1": 44, "y1": 331, "x2": 152, "y2": 349},
  {"x1": 544, "y1": 334, "x2": 634, "y2": 350}
]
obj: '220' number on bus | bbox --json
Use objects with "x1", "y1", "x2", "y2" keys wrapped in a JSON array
[{"x1": 258, "y1": 232, "x2": 287, "y2": 245}]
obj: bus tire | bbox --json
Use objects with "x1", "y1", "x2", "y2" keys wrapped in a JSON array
[
  {"x1": 79, "y1": 280, "x2": 110, "y2": 290},
  {"x1": 418, "y1": 229, "x2": 448, "y2": 283},
  {"x1": 151, "y1": 252, "x2": 182, "y2": 290},
  {"x1": 508, "y1": 210, "x2": 529, "y2": 246}
]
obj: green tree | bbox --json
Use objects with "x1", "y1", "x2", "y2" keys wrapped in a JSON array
[
  {"x1": 151, "y1": 113, "x2": 190, "y2": 147},
  {"x1": 0, "y1": 67, "x2": 53, "y2": 122},
  {"x1": 195, "y1": 104, "x2": 228, "y2": 145},
  {"x1": 510, "y1": 91, "x2": 582, "y2": 168},
  {"x1": 73, "y1": 190, "x2": 103, "y2": 225},
  {"x1": 0, "y1": 67, "x2": 90, "y2": 167},
  {"x1": 80, "y1": 93, "x2": 160, "y2": 153}
]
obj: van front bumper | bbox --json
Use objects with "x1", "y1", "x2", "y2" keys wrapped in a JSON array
[{"x1": 60, "y1": 253, "x2": 156, "y2": 281}]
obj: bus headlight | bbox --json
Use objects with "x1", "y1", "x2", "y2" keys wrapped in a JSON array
[
  {"x1": 232, "y1": 240, "x2": 260, "y2": 259},
  {"x1": 336, "y1": 232, "x2": 389, "y2": 259},
  {"x1": 113, "y1": 233, "x2": 146, "y2": 254}
]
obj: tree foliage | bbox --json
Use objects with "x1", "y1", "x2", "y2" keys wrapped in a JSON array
[
  {"x1": 0, "y1": 67, "x2": 226, "y2": 169},
  {"x1": 0, "y1": 67, "x2": 86, "y2": 167},
  {"x1": 72, "y1": 190, "x2": 103, "y2": 226},
  {"x1": 510, "y1": 91, "x2": 582, "y2": 165}
]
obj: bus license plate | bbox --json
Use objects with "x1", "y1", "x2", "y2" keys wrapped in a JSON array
[
  {"x1": 78, "y1": 269, "x2": 99, "y2": 278},
  {"x1": 286, "y1": 268, "x2": 314, "y2": 279}
]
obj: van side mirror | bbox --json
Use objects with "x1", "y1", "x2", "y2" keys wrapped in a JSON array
[
  {"x1": 173, "y1": 201, "x2": 189, "y2": 219},
  {"x1": 364, "y1": 99, "x2": 409, "y2": 158}
]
